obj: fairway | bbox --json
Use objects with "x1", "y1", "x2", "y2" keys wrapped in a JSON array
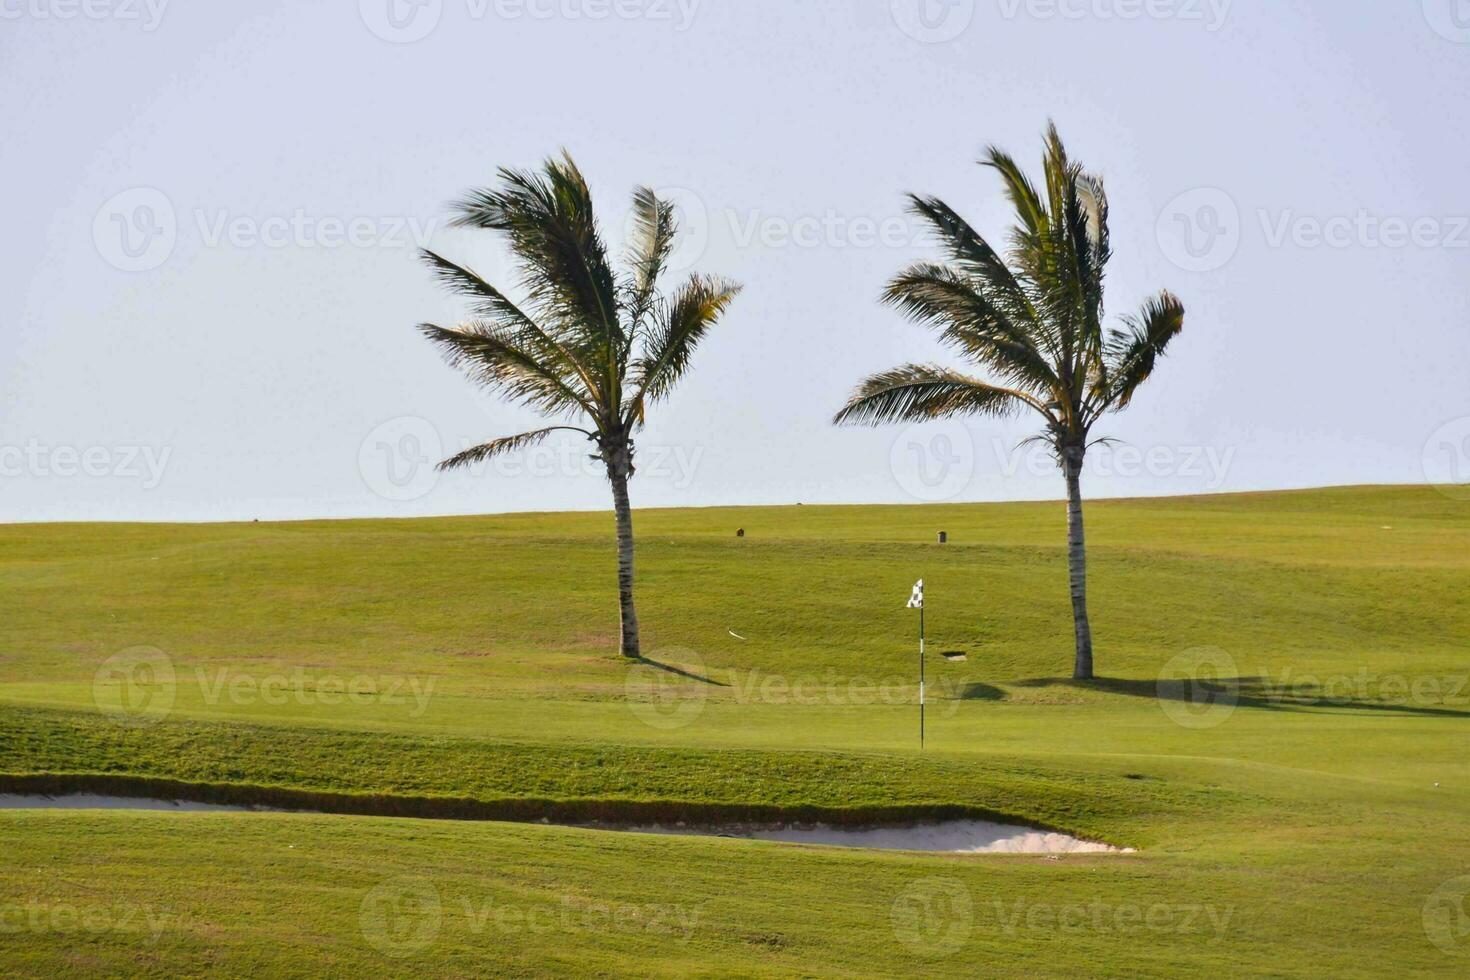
[{"x1": 2, "y1": 485, "x2": 1468, "y2": 976}]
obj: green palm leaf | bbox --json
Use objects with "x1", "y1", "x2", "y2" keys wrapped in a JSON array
[
  {"x1": 882, "y1": 262, "x2": 1058, "y2": 392},
  {"x1": 623, "y1": 186, "x2": 677, "y2": 336},
  {"x1": 1100, "y1": 291, "x2": 1185, "y2": 410},
  {"x1": 419, "y1": 248, "x2": 603, "y2": 402},
  {"x1": 832, "y1": 364, "x2": 1040, "y2": 426},
  {"x1": 417, "y1": 322, "x2": 594, "y2": 417},
  {"x1": 626, "y1": 274, "x2": 741, "y2": 418},
  {"x1": 450, "y1": 153, "x2": 623, "y2": 383},
  {"x1": 437, "y1": 427, "x2": 591, "y2": 472}
]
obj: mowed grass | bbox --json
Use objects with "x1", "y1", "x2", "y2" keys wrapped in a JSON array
[{"x1": 1, "y1": 484, "x2": 1469, "y2": 976}]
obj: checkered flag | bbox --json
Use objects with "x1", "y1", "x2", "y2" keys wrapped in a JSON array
[{"x1": 906, "y1": 579, "x2": 924, "y2": 609}]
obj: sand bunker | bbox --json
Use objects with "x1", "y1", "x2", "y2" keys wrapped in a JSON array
[
  {"x1": 0, "y1": 793, "x2": 276, "y2": 813},
  {"x1": 619, "y1": 819, "x2": 1129, "y2": 854},
  {"x1": 0, "y1": 794, "x2": 1128, "y2": 853}
]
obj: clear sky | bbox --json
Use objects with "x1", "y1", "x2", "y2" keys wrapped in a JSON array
[{"x1": 2, "y1": 0, "x2": 1468, "y2": 521}]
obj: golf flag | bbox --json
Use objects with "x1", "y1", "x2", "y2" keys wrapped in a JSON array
[{"x1": 907, "y1": 579, "x2": 926, "y2": 743}]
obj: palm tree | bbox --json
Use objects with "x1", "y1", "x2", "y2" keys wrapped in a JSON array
[
  {"x1": 418, "y1": 153, "x2": 740, "y2": 658},
  {"x1": 834, "y1": 125, "x2": 1184, "y2": 680}
]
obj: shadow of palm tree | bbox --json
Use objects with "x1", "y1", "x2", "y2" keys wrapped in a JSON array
[
  {"x1": 632, "y1": 657, "x2": 729, "y2": 687},
  {"x1": 1011, "y1": 676, "x2": 1470, "y2": 719},
  {"x1": 958, "y1": 682, "x2": 1006, "y2": 701}
]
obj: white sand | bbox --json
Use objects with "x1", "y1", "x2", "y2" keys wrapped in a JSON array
[{"x1": 620, "y1": 820, "x2": 1130, "y2": 854}]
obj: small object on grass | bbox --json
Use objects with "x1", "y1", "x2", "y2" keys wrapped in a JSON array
[
  {"x1": 728, "y1": 629, "x2": 747, "y2": 640},
  {"x1": 937, "y1": 531, "x2": 948, "y2": 544},
  {"x1": 736, "y1": 528, "x2": 745, "y2": 538},
  {"x1": 941, "y1": 652, "x2": 967, "y2": 662}
]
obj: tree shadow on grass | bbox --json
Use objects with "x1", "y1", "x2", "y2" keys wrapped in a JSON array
[
  {"x1": 1011, "y1": 676, "x2": 1470, "y2": 719},
  {"x1": 631, "y1": 657, "x2": 729, "y2": 687},
  {"x1": 958, "y1": 682, "x2": 1006, "y2": 701}
]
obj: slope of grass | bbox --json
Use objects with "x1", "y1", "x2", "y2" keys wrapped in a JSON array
[{"x1": 0, "y1": 705, "x2": 1234, "y2": 844}]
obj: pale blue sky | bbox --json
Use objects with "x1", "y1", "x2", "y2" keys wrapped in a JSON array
[{"x1": 2, "y1": 1, "x2": 1468, "y2": 521}]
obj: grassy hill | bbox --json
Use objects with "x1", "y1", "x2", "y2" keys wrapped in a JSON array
[{"x1": 1, "y1": 485, "x2": 1467, "y2": 976}]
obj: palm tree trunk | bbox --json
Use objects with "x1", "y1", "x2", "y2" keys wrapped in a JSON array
[
  {"x1": 606, "y1": 447, "x2": 641, "y2": 659},
  {"x1": 1063, "y1": 447, "x2": 1094, "y2": 680}
]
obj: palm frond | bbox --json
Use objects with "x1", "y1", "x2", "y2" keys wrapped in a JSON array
[
  {"x1": 418, "y1": 322, "x2": 595, "y2": 417},
  {"x1": 905, "y1": 194, "x2": 1045, "y2": 337},
  {"x1": 419, "y1": 249, "x2": 604, "y2": 402},
  {"x1": 1013, "y1": 124, "x2": 1110, "y2": 413},
  {"x1": 982, "y1": 146, "x2": 1047, "y2": 247},
  {"x1": 1097, "y1": 291, "x2": 1184, "y2": 412},
  {"x1": 1078, "y1": 173, "x2": 1111, "y2": 279},
  {"x1": 623, "y1": 186, "x2": 677, "y2": 334},
  {"x1": 419, "y1": 247, "x2": 527, "y2": 323},
  {"x1": 626, "y1": 274, "x2": 741, "y2": 418},
  {"x1": 882, "y1": 262, "x2": 1058, "y2": 393},
  {"x1": 449, "y1": 153, "x2": 623, "y2": 379},
  {"x1": 1075, "y1": 172, "x2": 1112, "y2": 384},
  {"x1": 832, "y1": 364, "x2": 1043, "y2": 426},
  {"x1": 438, "y1": 427, "x2": 586, "y2": 472}
]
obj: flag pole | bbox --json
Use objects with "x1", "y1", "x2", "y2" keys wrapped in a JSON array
[{"x1": 905, "y1": 578, "x2": 926, "y2": 750}]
